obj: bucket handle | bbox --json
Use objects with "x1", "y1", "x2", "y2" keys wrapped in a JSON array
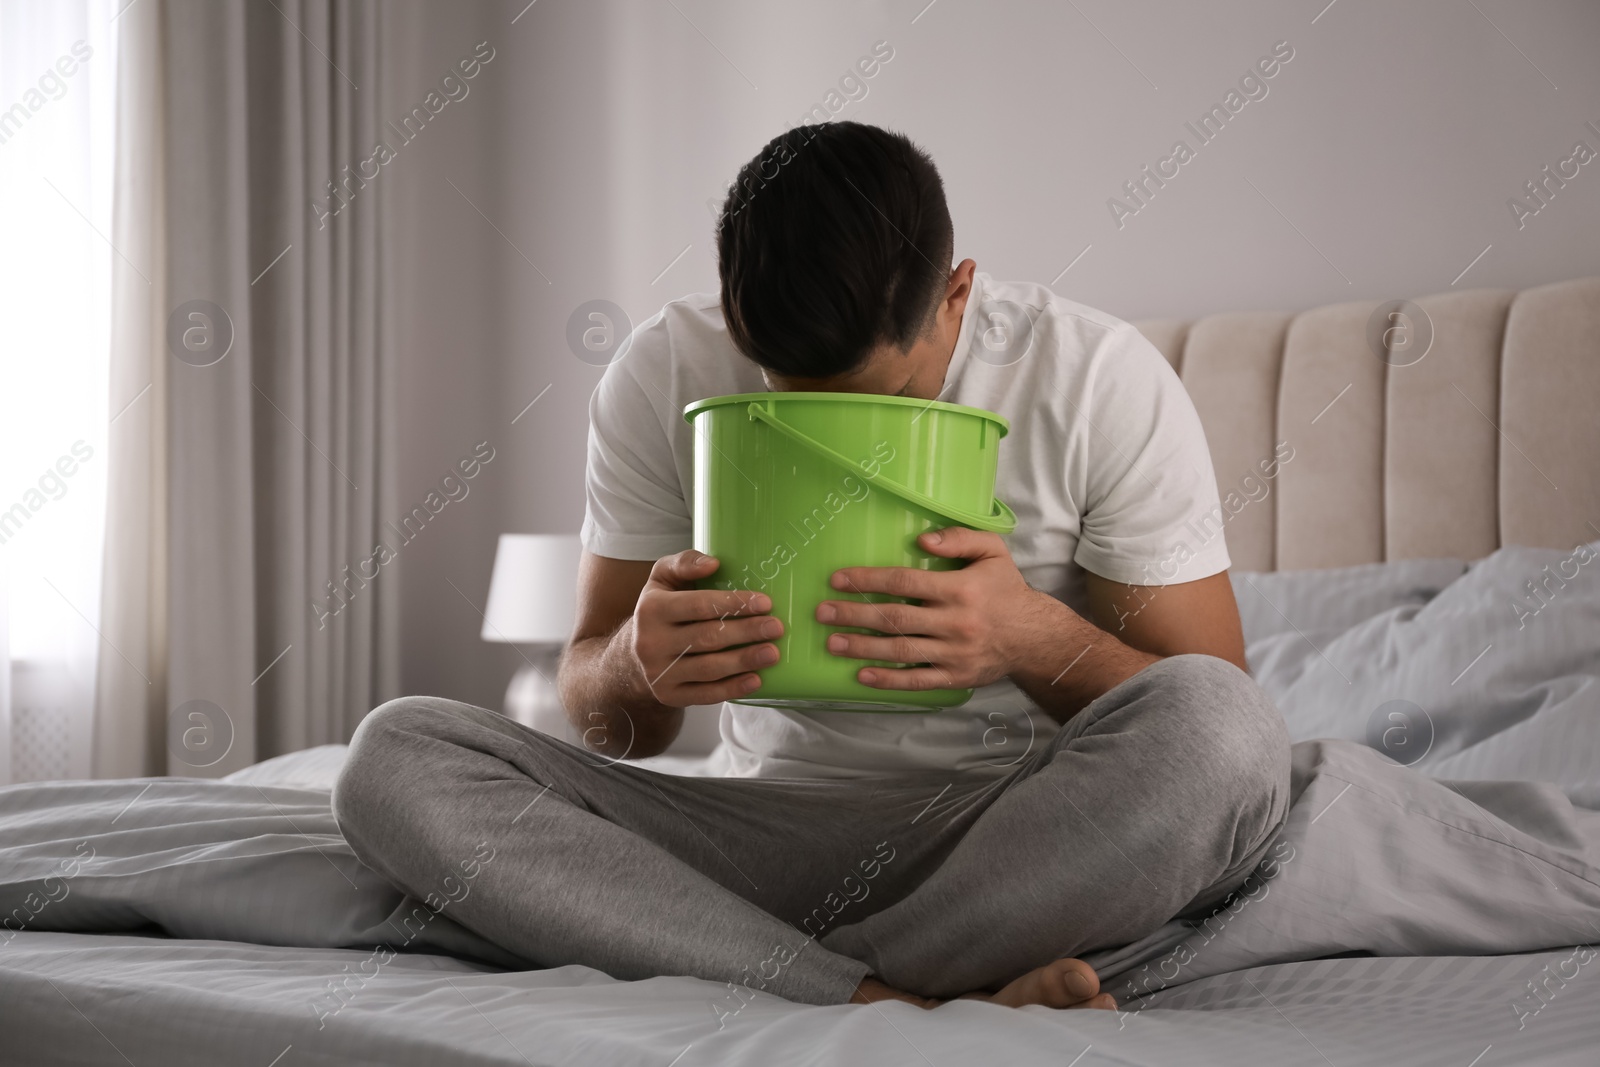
[{"x1": 746, "y1": 400, "x2": 1018, "y2": 534}]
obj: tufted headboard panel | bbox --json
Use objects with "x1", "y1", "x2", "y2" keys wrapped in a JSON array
[{"x1": 1134, "y1": 276, "x2": 1600, "y2": 572}]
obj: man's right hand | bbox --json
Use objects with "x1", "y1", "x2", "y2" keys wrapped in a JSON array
[{"x1": 631, "y1": 550, "x2": 783, "y2": 708}]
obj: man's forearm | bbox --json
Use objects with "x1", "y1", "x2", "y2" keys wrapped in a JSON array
[
  {"x1": 1005, "y1": 588, "x2": 1158, "y2": 725},
  {"x1": 558, "y1": 621, "x2": 684, "y2": 759}
]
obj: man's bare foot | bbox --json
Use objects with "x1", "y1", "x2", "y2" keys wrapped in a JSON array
[
  {"x1": 966, "y1": 957, "x2": 1117, "y2": 1010},
  {"x1": 850, "y1": 959, "x2": 1116, "y2": 1012}
]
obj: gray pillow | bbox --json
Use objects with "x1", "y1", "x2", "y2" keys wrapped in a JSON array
[{"x1": 1231, "y1": 557, "x2": 1466, "y2": 645}]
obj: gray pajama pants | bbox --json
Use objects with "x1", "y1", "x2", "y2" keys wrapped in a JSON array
[{"x1": 332, "y1": 654, "x2": 1291, "y2": 1007}]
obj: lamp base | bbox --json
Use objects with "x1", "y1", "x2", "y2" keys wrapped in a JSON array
[
  {"x1": 502, "y1": 647, "x2": 580, "y2": 744},
  {"x1": 500, "y1": 646, "x2": 725, "y2": 758}
]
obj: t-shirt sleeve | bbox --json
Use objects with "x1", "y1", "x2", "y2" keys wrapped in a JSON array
[
  {"x1": 1070, "y1": 322, "x2": 1232, "y2": 587},
  {"x1": 579, "y1": 348, "x2": 694, "y2": 562}
]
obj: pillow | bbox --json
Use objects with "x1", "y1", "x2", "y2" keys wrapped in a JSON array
[{"x1": 1230, "y1": 557, "x2": 1466, "y2": 645}]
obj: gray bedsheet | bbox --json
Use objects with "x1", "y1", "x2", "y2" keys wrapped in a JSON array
[
  {"x1": 1086, "y1": 739, "x2": 1600, "y2": 999},
  {"x1": 3, "y1": 737, "x2": 1600, "y2": 1064},
  {"x1": 0, "y1": 777, "x2": 522, "y2": 971},
  {"x1": 4, "y1": 932, "x2": 1596, "y2": 1065},
  {"x1": 5, "y1": 741, "x2": 1599, "y2": 991},
  {"x1": 4, "y1": 540, "x2": 1600, "y2": 1063}
]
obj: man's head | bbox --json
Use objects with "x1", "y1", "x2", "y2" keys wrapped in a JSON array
[{"x1": 716, "y1": 121, "x2": 972, "y2": 400}]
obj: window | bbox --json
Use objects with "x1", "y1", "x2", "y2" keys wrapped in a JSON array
[{"x1": 0, "y1": 0, "x2": 119, "y2": 782}]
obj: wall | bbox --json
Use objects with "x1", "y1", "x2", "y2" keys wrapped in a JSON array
[{"x1": 385, "y1": 0, "x2": 1600, "y2": 707}]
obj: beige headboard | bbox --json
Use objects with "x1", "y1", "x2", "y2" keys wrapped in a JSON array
[{"x1": 1134, "y1": 276, "x2": 1600, "y2": 572}]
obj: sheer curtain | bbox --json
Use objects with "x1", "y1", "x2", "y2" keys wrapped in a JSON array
[
  {"x1": 92, "y1": 0, "x2": 165, "y2": 778},
  {"x1": 0, "y1": 0, "x2": 119, "y2": 785}
]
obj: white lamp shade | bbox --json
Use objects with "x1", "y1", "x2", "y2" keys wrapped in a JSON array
[{"x1": 481, "y1": 534, "x2": 582, "y2": 644}]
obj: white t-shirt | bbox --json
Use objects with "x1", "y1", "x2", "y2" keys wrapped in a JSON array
[{"x1": 581, "y1": 272, "x2": 1231, "y2": 779}]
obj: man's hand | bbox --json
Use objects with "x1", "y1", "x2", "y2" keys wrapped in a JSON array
[
  {"x1": 818, "y1": 527, "x2": 1157, "y2": 722},
  {"x1": 817, "y1": 527, "x2": 1049, "y2": 692},
  {"x1": 632, "y1": 550, "x2": 783, "y2": 708}
]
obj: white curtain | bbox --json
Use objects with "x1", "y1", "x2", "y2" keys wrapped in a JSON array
[
  {"x1": 0, "y1": 0, "x2": 120, "y2": 785},
  {"x1": 90, "y1": 0, "x2": 401, "y2": 779}
]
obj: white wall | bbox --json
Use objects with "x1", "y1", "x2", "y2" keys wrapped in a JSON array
[{"x1": 385, "y1": 0, "x2": 1600, "y2": 708}]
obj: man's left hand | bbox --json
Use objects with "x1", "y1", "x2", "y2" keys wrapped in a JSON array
[{"x1": 817, "y1": 527, "x2": 1049, "y2": 691}]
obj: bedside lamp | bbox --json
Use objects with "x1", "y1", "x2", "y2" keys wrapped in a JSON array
[{"x1": 482, "y1": 533, "x2": 582, "y2": 741}]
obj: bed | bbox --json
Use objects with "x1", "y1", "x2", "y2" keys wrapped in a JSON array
[{"x1": 4, "y1": 277, "x2": 1599, "y2": 1065}]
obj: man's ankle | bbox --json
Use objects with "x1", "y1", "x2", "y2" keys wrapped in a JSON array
[{"x1": 851, "y1": 975, "x2": 939, "y2": 1009}]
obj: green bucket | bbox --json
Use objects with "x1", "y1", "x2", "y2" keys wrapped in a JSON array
[{"x1": 683, "y1": 391, "x2": 1016, "y2": 713}]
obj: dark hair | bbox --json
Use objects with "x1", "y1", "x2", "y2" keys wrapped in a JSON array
[{"x1": 716, "y1": 121, "x2": 954, "y2": 379}]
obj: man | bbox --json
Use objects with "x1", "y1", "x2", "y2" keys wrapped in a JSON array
[{"x1": 334, "y1": 122, "x2": 1290, "y2": 1014}]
